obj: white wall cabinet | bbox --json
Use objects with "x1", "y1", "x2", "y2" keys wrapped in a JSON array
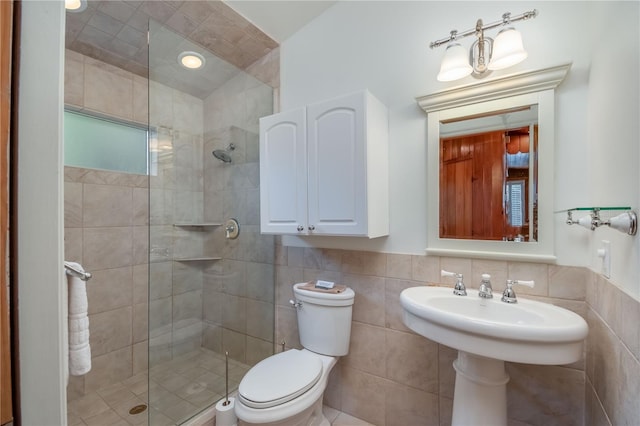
[{"x1": 259, "y1": 90, "x2": 389, "y2": 237}]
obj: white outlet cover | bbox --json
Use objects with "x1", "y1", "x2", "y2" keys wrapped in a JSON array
[{"x1": 599, "y1": 240, "x2": 611, "y2": 279}]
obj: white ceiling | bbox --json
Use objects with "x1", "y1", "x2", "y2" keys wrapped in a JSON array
[{"x1": 224, "y1": 0, "x2": 337, "y2": 42}]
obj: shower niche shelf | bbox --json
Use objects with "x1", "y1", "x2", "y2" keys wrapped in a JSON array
[
  {"x1": 173, "y1": 223, "x2": 223, "y2": 262},
  {"x1": 173, "y1": 222, "x2": 222, "y2": 227},
  {"x1": 173, "y1": 256, "x2": 222, "y2": 262}
]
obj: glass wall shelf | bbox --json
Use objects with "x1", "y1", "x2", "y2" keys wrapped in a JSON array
[
  {"x1": 555, "y1": 206, "x2": 632, "y2": 213},
  {"x1": 557, "y1": 207, "x2": 637, "y2": 235}
]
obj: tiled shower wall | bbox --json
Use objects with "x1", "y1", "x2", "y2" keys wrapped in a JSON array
[
  {"x1": 64, "y1": 50, "x2": 151, "y2": 399},
  {"x1": 65, "y1": 166, "x2": 149, "y2": 398},
  {"x1": 274, "y1": 245, "x2": 639, "y2": 426}
]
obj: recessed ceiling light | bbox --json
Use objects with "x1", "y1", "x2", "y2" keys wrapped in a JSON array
[
  {"x1": 178, "y1": 51, "x2": 206, "y2": 70},
  {"x1": 65, "y1": 0, "x2": 87, "y2": 12}
]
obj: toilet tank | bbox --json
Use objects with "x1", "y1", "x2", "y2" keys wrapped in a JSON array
[{"x1": 292, "y1": 283, "x2": 355, "y2": 356}]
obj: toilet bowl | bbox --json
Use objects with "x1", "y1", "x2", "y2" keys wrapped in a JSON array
[{"x1": 234, "y1": 283, "x2": 355, "y2": 426}]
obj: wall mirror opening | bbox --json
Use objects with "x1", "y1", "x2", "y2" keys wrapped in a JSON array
[
  {"x1": 440, "y1": 105, "x2": 538, "y2": 242},
  {"x1": 418, "y1": 63, "x2": 571, "y2": 262}
]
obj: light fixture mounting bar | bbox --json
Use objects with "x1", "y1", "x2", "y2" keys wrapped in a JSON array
[{"x1": 430, "y1": 10, "x2": 538, "y2": 49}]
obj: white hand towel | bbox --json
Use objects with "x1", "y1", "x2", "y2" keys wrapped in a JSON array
[
  {"x1": 69, "y1": 345, "x2": 92, "y2": 376},
  {"x1": 65, "y1": 262, "x2": 92, "y2": 376}
]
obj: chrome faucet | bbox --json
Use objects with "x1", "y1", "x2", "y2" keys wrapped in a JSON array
[
  {"x1": 478, "y1": 273, "x2": 493, "y2": 299},
  {"x1": 441, "y1": 270, "x2": 467, "y2": 296},
  {"x1": 501, "y1": 279, "x2": 535, "y2": 303}
]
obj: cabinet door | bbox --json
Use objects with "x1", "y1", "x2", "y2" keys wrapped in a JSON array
[
  {"x1": 259, "y1": 109, "x2": 308, "y2": 234},
  {"x1": 307, "y1": 92, "x2": 367, "y2": 235}
]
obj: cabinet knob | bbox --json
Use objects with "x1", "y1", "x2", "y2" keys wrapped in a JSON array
[
  {"x1": 297, "y1": 225, "x2": 304, "y2": 232},
  {"x1": 308, "y1": 225, "x2": 315, "y2": 231}
]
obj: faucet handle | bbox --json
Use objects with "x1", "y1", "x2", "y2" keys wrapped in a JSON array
[
  {"x1": 514, "y1": 279, "x2": 535, "y2": 288},
  {"x1": 441, "y1": 270, "x2": 467, "y2": 296},
  {"x1": 501, "y1": 279, "x2": 535, "y2": 303},
  {"x1": 441, "y1": 269, "x2": 458, "y2": 278}
]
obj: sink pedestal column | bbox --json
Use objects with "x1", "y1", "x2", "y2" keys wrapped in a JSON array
[{"x1": 451, "y1": 351, "x2": 510, "y2": 426}]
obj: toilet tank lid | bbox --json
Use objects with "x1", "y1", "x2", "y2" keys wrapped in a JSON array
[
  {"x1": 238, "y1": 349, "x2": 322, "y2": 409},
  {"x1": 293, "y1": 283, "x2": 355, "y2": 306}
]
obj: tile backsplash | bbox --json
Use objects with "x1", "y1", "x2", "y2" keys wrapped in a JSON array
[
  {"x1": 274, "y1": 243, "x2": 639, "y2": 426},
  {"x1": 585, "y1": 272, "x2": 640, "y2": 425}
]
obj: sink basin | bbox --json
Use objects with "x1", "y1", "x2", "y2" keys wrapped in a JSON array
[
  {"x1": 400, "y1": 285, "x2": 588, "y2": 364},
  {"x1": 400, "y1": 285, "x2": 589, "y2": 426}
]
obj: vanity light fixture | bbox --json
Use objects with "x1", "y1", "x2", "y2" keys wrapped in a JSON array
[
  {"x1": 65, "y1": 0, "x2": 87, "y2": 12},
  {"x1": 431, "y1": 10, "x2": 537, "y2": 82},
  {"x1": 178, "y1": 51, "x2": 206, "y2": 70}
]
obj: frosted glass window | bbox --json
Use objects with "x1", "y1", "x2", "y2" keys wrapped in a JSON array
[{"x1": 64, "y1": 110, "x2": 148, "y2": 174}]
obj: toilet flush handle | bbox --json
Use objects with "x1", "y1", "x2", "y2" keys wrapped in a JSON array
[{"x1": 289, "y1": 299, "x2": 302, "y2": 309}]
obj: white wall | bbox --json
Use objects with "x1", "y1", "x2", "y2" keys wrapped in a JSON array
[
  {"x1": 280, "y1": 1, "x2": 640, "y2": 297},
  {"x1": 584, "y1": 1, "x2": 640, "y2": 296},
  {"x1": 17, "y1": 1, "x2": 67, "y2": 424}
]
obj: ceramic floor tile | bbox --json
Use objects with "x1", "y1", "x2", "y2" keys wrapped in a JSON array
[
  {"x1": 198, "y1": 356, "x2": 226, "y2": 374},
  {"x1": 158, "y1": 372, "x2": 192, "y2": 392},
  {"x1": 96, "y1": 382, "x2": 138, "y2": 407},
  {"x1": 149, "y1": 389, "x2": 183, "y2": 411},
  {"x1": 148, "y1": 408, "x2": 176, "y2": 426},
  {"x1": 323, "y1": 405, "x2": 341, "y2": 423},
  {"x1": 111, "y1": 394, "x2": 149, "y2": 425},
  {"x1": 67, "y1": 411, "x2": 86, "y2": 426},
  {"x1": 83, "y1": 408, "x2": 127, "y2": 426},
  {"x1": 181, "y1": 365, "x2": 210, "y2": 380},
  {"x1": 332, "y1": 412, "x2": 377, "y2": 426},
  {"x1": 68, "y1": 391, "x2": 111, "y2": 419},
  {"x1": 68, "y1": 347, "x2": 251, "y2": 424},
  {"x1": 179, "y1": 383, "x2": 219, "y2": 409},
  {"x1": 162, "y1": 398, "x2": 199, "y2": 422},
  {"x1": 73, "y1": 347, "x2": 377, "y2": 426}
]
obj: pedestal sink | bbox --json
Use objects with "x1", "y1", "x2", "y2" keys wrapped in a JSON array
[{"x1": 400, "y1": 286, "x2": 588, "y2": 426}]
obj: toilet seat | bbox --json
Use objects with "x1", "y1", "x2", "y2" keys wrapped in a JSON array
[{"x1": 238, "y1": 349, "x2": 323, "y2": 409}]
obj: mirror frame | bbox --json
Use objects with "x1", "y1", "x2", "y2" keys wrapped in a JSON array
[{"x1": 417, "y1": 63, "x2": 571, "y2": 262}]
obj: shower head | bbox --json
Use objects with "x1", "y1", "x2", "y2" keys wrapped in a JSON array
[
  {"x1": 213, "y1": 149, "x2": 232, "y2": 163},
  {"x1": 212, "y1": 143, "x2": 235, "y2": 163}
]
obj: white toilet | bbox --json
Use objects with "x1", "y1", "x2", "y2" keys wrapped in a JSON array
[{"x1": 234, "y1": 282, "x2": 355, "y2": 426}]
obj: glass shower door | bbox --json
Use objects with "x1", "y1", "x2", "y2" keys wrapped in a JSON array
[{"x1": 147, "y1": 19, "x2": 275, "y2": 425}]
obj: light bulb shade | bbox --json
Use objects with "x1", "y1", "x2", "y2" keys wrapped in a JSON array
[
  {"x1": 488, "y1": 27, "x2": 528, "y2": 71},
  {"x1": 437, "y1": 43, "x2": 473, "y2": 82}
]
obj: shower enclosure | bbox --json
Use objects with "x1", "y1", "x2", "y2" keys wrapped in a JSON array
[{"x1": 147, "y1": 20, "x2": 275, "y2": 424}]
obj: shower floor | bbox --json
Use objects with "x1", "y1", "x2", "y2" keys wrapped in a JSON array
[{"x1": 67, "y1": 348, "x2": 250, "y2": 426}]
